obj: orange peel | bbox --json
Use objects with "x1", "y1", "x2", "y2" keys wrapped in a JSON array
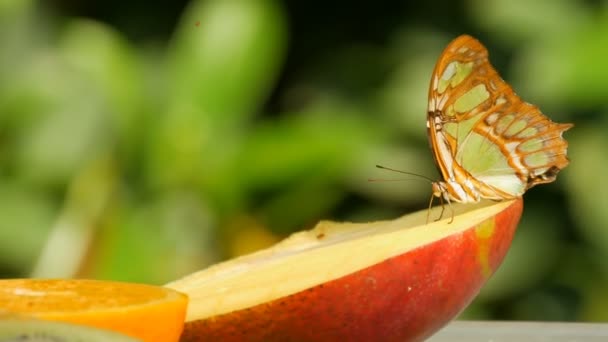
[{"x1": 0, "y1": 278, "x2": 188, "y2": 342}]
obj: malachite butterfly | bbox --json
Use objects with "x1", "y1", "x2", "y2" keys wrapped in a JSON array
[{"x1": 427, "y1": 35, "x2": 572, "y2": 221}]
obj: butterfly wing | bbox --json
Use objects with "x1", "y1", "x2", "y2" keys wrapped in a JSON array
[{"x1": 427, "y1": 35, "x2": 572, "y2": 201}]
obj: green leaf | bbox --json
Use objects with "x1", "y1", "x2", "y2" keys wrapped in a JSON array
[
  {"x1": 469, "y1": 0, "x2": 589, "y2": 43},
  {"x1": 0, "y1": 183, "x2": 54, "y2": 274},
  {"x1": 563, "y1": 124, "x2": 608, "y2": 252},
  {"x1": 59, "y1": 19, "x2": 145, "y2": 144},
  {"x1": 92, "y1": 193, "x2": 219, "y2": 284},
  {"x1": 513, "y1": 16, "x2": 608, "y2": 109},
  {"x1": 169, "y1": 0, "x2": 287, "y2": 127}
]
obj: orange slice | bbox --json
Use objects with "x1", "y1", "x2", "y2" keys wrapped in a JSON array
[{"x1": 0, "y1": 279, "x2": 188, "y2": 342}]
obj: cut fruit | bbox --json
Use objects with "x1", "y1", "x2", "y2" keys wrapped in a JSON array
[
  {"x1": 0, "y1": 279, "x2": 188, "y2": 342},
  {"x1": 167, "y1": 199, "x2": 522, "y2": 342},
  {"x1": 0, "y1": 318, "x2": 140, "y2": 341}
]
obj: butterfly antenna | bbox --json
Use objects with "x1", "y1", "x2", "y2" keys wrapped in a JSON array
[
  {"x1": 367, "y1": 178, "x2": 427, "y2": 182},
  {"x1": 375, "y1": 165, "x2": 436, "y2": 183},
  {"x1": 375, "y1": 165, "x2": 456, "y2": 224}
]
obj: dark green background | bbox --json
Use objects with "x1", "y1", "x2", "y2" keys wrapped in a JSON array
[{"x1": 1, "y1": 0, "x2": 607, "y2": 322}]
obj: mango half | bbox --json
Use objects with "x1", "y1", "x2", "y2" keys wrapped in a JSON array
[{"x1": 167, "y1": 199, "x2": 522, "y2": 341}]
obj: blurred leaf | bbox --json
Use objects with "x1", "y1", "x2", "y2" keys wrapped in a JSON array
[
  {"x1": 506, "y1": 286, "x2": 580, "y2": 321},
  {"x1": 478, "y1": 205, "x2": 562, "y2": 301},
  {"x1": 0, "y1": 0, "x2": 37, "y2": 72},
  {"x1": 563, "y1": 124, "x2": 608, "y2": 252},
  {"x1": 579, "y1": 273, "x2": 608, "y2": 321},
  {"x1": 0, "y1": 0, "x2": 56, "y2": 136},
  {"x1": 550, "y1": 244, "x2": 608, "y2": 321},
  {"x1": 379, "y1": 32, "x2": 447, "y2": 141},
  {"x1": 469, "y1": 0, "x2": 589, "y2": 43},
  {"x1": 239, "y1": 104, "x2": 373, "y2": 232},
  {"x1": 91, "y1": 192, "x2": 218, "y2": 284},
  {"x1": 458, "y1": 301, "x2": 491, "y2": 320},
  {"x1": 59, "y1": 19, "x2": 145, "y2": 146},
  {"x1": 258, "y1": 177, "x2": 345, "y2": 234},
  {"x1": 0, "y1": 51, "x2": 75, "y2": 129},
  {"x1": 0, "y1": 0, "x2": 32, "y2": 15},
  {"x1": 147, "y1": 0, "x2": 287, "y2": 215},
  {"x1": 16, "y1": 98, "x2": 112, "y2": 186},
  {"x1": 145, "y1": 99, "x2": 246, "y2": 216},
  {"x1": 30, "y1": 156, "x2": 118, "y2": 278},
  {"x1": 169, "y1": 0, "x2": 287, "y2": 127},
  {"x1": 0, "y1": 182, "x2": 54, "y2": 274},
  {"x1": 240, "y1": 104, "x2": 376, "y2": 191},
  {"x1": 513, "y1": 15, "x2": 608, "y2": 109}
]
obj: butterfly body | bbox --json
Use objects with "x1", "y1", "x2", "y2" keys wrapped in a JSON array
[{"x1": 427, "y1": 35, "x2": 572, "y2": 206}]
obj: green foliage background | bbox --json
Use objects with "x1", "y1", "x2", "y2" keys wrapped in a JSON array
[{"x1": 1, "y1": 0, "x2": 607, "y2": 322}]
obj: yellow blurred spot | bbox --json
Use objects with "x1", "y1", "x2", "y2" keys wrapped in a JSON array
[{"x1": 227, "y1": 216, "x2": 281, "y2": 257}]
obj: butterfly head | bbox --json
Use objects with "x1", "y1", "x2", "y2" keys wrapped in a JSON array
[{"x1": 431, "y1": 181, "x2": 447, "y2": 199}]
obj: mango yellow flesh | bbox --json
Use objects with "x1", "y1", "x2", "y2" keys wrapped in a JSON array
[{"x1": 167, "y1": 200, "x2": 519, "y2": 321}]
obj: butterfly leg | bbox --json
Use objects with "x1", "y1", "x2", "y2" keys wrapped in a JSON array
[
  {"x1": 426, "y1": 193, "x2": 435, "y2": 224},
  {"x1": 435, "y1": 194, "x2": 454, "y2": 224},
  {"x1": 446, "y1": 195, "x2": 454, "y2": 224},
  {"x1": 435, "y1": 195, "x2": 445, "y2": 222}
]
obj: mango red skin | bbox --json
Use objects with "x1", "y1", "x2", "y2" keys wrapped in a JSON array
[{"x1": 181, "y1": 199, "x2": 522, "y2": 342}]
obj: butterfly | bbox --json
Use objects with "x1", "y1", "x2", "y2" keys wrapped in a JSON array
[{"x1": 426, "y1": 35, "x2": 572, "y2": 222}]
